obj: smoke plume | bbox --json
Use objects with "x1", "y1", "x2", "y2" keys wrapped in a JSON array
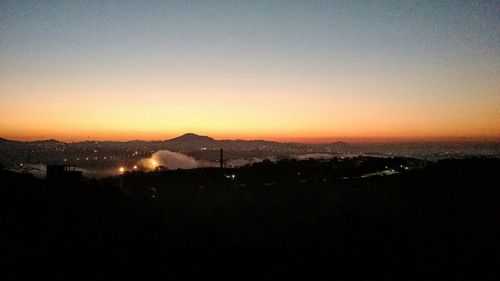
[{"x1": 137, "y1": 150, "x2": 214, "y2": 170}]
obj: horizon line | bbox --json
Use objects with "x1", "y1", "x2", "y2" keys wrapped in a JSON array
[{"x1": 2, "y1": 133, "x2": 500, "y2": 145}]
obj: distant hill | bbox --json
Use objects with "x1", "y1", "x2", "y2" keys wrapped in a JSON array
[
  {"x1": 30, "y1": 139, "x2": 63, "y2": 145},
  {"x1": 0, "y1": 138, "x2": 10, "y2": 143},
  {"x1": 0, "y1": 133, "x2": 361, "y2": 155},
  {"x1": 0, "y1": 133, "x2": 349, "y2": 148},
  {"x1": 0, "y1": 138, "x2": 63, "y2": 145},
  {"x1": 166, "y1": 133, "x2": 215, "y2": 143},
  {"x1": 1, "y1": 134, "x2": 498, "y2": 166},
  {"x1": 324, "y1": 141, "x2": 355, "y2": 152},
  {"x1": 330, "y1": 141, "x2": 349, "y2": 146},
  {"x1": 0, "y1": 138, "x2": 22, "y2": 144}
]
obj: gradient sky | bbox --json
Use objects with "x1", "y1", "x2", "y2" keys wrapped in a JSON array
[{"x1": 1, "y1": 0, "x2": 499, "y2": 142}]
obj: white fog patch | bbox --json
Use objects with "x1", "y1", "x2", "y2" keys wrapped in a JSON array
[
  {"x1": 12, "y1": 164, "x2": 47, "y2": 178},
  {"x1": 226, "y1": 158, "x2": 265, "y2": 167},
  {"x1": 9, "y1": 164, "x2": 114, "y2": 179},
  {"x1": 137, "y1": 151, "x2": 277, "y2": 170},
  {"x1": 292, "y1": 153, "x2": 336, "y2": 160},
  {"x1": 197, "y1": 160, "x2": 219, "y2": 168},
  {"x1": 137, "y1": 150, "x2": 199, "y2": 170}
]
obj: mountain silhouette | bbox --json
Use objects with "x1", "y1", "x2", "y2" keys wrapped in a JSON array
[
  {"x1": 0, "y1": 133, "x2": 360, "y2": 154},
  {"x1": 166, "y1": 133, "x2": 215, "y2": 143}
]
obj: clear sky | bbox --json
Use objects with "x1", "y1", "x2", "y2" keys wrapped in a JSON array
[{"x1": 1, "y1": 0, "x2": 499, "y2": 142}]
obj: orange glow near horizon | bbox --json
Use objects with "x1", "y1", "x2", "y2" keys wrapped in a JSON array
[
  {"x1": 1, "y1": 1, "x2": 499, "y2": 144},
  {"x1": 2, "y1": 125, "x2": 499, "y2": 144},
  {"x1": 2, "y1": 125, "x2": 500, "y2": 143},
  {"x1": 1, "y1": 87, "x2": 499, "y2": 143},
  {"x1": 1, "y1": 89, "x2": 499, "y2": 142}
]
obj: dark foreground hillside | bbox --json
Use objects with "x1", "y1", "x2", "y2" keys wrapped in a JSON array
[{"x1": 1, "y1": 158, "x2": 499, "y2": 280}]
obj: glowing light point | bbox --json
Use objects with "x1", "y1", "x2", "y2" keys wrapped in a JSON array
[
  {"x1": 119, "y1": 167, "x2": 125, "y2": 173},
  {"x1": 133, "y1": 165, "x2": 138, "y2": 170}
]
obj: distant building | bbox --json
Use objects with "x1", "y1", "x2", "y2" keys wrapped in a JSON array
[{"x1": 46, "y1": 165, "x2": 82, "y2": 181}]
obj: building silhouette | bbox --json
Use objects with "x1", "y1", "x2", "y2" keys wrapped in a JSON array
[{"x1": 46, "y1": 165, "x2": 82, "y2": 181}]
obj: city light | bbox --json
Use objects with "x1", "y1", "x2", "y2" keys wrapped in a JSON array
[
  {"x1": 133, "y1": 165, "x2": 138, "y2": 170},
  {"x1": 119, "y1": 167, "x2": 125, "y2": 173}
]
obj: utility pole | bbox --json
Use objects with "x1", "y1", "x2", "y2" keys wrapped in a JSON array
[{"x1": 220, "y1": 148, "x2": 224, "y2": 169}]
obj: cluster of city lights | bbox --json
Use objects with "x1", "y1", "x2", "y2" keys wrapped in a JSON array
[
  {"x1": 118, "y1": 159, "x2": 159, "y2": 173},
  {"x1": 118, "y1": 165, "x2": 138, "y2": 173}
]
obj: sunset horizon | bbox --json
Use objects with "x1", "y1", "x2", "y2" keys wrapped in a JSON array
[
  {"x1": 2, "y1": 1, "x2": 499, "y2": 143},
  {"x1": 1, "y1": 2, "x2": 499, "y2": 279},
  {"x1": 2, "y1": 131, "x2": 500, "y2": 144}
]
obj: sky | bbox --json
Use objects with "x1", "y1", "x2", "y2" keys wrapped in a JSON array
[{"x1": 1, "y1": 0, "x2": 499, "y2": 142}]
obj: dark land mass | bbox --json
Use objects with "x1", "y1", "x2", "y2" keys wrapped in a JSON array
[
  {"x1": 1, "y1": 157, "x2": 499, "y2": 280},
  {"x1": 1, "y1": 134, "x2": 499, "y2": 173}
]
